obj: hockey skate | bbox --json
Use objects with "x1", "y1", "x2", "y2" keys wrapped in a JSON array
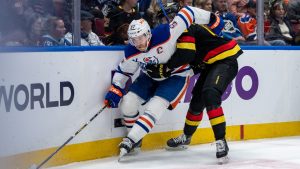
[
  {"x1": 215, "y1": 138, "x2": 229, "y2": 164},
  {"x1": 127, "y1": 139, "x2": 142, "y2": 155},
  {"x1": 166, "y1": 134, "x2": 191, "y2": 150},
  {"x1": 118, "y1": 137, "x2": 134, "y2": 162}
]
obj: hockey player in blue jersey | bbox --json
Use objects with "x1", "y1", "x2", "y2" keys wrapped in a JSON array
[{"x1": 103, "y1": 6, "x2": 219, "y2": 160}]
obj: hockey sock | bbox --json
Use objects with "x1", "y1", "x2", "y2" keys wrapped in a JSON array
[
  {"x1": 127, "y1": 96, "x2": 168, "y2": 143},
  {"x1": 127, "y1": 113, "x2": 156, "y2": 143},
  {"x1": 207, "y1": 106, "x2": 226, "y2": 140},
  {"x1": 123, "y1": 112, "x2": 140, "y2": 133},
  {"x1": 183, "y1": 111, "x2": 203, "y2": 136}
]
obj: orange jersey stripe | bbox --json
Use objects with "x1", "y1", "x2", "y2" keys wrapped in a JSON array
[
  {"x1": 170, "y1": 77, "x2": 190, "y2": 108},
  {"x1": 140, "y1": 116, "x2": 153, "y2": 128},
  {"x1": 181, "y1": 9, "x2": 192, "y2": 25}
]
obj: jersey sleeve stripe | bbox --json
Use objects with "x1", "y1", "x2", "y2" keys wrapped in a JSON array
[
  {"x1": 184, "y1": 6, "x2": 195, "y2": 22},
  {"x1": 209, "y1": 15, "x2": 220, "y2": 29},
  {"x1": 177, "y1": 13, "x2": 189, "y2": 28},
  {"x1": 181, "y1": 9, "x2": 193, "y2": 25},
  {"x1": 176, "y1": 43, "x2": 196, "y2": 50},
  {"x1": 179, "y1": 35, "x2": 196, "y2": 43}
]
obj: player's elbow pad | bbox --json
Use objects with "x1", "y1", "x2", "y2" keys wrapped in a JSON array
[{"x1": 207, "y1": 13, "x2": 224, "y2": 36}]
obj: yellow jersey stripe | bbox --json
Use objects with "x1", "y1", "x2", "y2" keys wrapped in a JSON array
[
  {"x1": 205, "y1": 45, "x2": 241, "y2": 64},
  {"x1": 177, "y1": 43, "x2": 196, "y2": 50}
]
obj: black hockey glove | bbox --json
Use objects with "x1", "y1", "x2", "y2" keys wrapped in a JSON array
[
  {"x1": 191, "y1": 63, "x2": 206, "y2": 74},
  {"x1": 145, "y1": 64, "x2": 172, "y2": 78}
]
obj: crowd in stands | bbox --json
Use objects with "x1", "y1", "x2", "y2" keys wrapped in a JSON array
[{"x1": 0, "y1": 0, "x2": 299, "y2": 46}]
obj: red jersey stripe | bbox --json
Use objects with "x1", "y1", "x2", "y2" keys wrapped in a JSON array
[
  {"x1": 204, "y1": 40, "x2": 237, "y2": 61},
  {"x1": 179, "y1": 36, "x2": 196, "y2": 43}
]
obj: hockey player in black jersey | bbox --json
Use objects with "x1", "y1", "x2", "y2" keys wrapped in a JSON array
[{"x1": 146, "y1": 4, "x2": 243, "y2": 164}]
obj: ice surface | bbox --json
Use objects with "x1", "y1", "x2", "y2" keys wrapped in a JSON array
[{"x1": 48, "y1": 136, "x2": 300, "y2": 169}]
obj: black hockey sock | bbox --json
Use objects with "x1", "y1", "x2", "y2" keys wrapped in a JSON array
[
  {"x1": 183, "y1": 111, "x2": 203, "y2": 136},
  {"x1": 207, "y1": 107, "x2": 226, "y2": 140}
]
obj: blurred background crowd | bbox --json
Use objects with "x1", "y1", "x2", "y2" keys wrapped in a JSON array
[{"x1": 0, "y1": 0, "x2": 299, "y2": 47}]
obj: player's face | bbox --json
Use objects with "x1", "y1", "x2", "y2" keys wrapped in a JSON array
[{"x1": 131, "y1": 34, "x2": 148, "y2": 51}]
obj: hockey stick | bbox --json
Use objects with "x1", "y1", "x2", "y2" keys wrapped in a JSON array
[
  {"x1": 29, "y1": 105, "x2": 107, "y2": 169},
  {"x1": 157, "y1": 0, "x2": 170, "y2": 23}
]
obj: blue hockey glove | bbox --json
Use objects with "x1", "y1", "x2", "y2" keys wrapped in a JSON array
[
  {"x1": 104, "y1": 84, "x2": 125, "y2": 108},
  {"x1": 207, "y1": 13, "x2": 224, "y2": 37}
]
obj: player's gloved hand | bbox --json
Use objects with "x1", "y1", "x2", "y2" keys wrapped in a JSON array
[
  {"x1": 191, "y1": 63, "x2": 206, "y2": 74},
  {"x1": 104, "y1": 84, "x2": 125, "y2": 108},
  {"x1": 145, "y1": 64, "x2": 172, "y2": 78}
]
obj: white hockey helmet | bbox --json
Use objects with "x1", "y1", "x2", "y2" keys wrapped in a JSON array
[{"x1": 128, "y1": 19, "x2": 152, "y2": 51}]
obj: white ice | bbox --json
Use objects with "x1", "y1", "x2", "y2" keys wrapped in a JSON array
[{"x1": 48, "y1": 136, "x2": 300, "y2": 169}]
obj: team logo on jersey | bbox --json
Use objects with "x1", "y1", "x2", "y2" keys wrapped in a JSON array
[
  {"x1": 157, "y1": 46, "x2": 163, "y2": 54},
  {"x1": 170, "y1": 21, "x2": 178, "y2": 29},
  {"x1": 143, "y1": 56, "x2": 159, "y2": 64}
]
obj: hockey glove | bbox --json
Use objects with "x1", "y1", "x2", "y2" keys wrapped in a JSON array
[
  {"x1": 145, "y1": 64, "x2": 172, "y2": 78},
  {"x1": 104, "y1": 84, "x2": 125, "y2": 108}
]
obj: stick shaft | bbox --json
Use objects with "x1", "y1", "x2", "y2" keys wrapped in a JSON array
[{"x1": 35, "y1": 105, "x2": 107, "y2": 169}]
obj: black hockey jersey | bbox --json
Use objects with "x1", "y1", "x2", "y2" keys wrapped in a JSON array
[{"x1": 166, "y1": 24, "x2": 243, "y2": 69}]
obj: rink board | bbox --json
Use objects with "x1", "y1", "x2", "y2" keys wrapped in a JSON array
[{"x1": 0, "y1": 46, "x2": 300, "y2": 168}]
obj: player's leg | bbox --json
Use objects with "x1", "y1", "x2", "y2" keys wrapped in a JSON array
[
  {"x1": 120, "y1": 75, "x2": 189, "y2": 156},
  {"x1": 166, "y1": 71, "x2": 208, "y2": 149},
  {"x1": 202, "y1": 58, "x2": 238, "y2": 163},
  {"x1": 119, "y1": 73, "x2": 155, "y2": 154}
]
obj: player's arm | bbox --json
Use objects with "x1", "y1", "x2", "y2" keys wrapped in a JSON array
[
  {"x1": 167, "y1": 29, "x2": 196, "y2": 69},
  {"x1": 112, "y1": 58, "x2": 139, "y2": 89},
  {"x1": 207, "y1": 13, "x2": 224, "y2": 36},
  {"x1": 104, "y1": 56, "x2": 139, "y2": 108},
  {"x1": 146, "y1": 29, "x2": 196, "y2": 78},
  {"x1": 169, "y1": 6, "x2": 218, "y2": 40}
]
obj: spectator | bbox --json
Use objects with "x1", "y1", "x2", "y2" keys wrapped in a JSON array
[
  {"x1": 106, "y1": 0, "x2": 141, "y2": 45},
  {"x1": 65, "y1": 10, "x2": 105, "y2": 46},
  {"x1": 238, "y1": 0, "x2": 286, "y2": 45},
  {"x1": 0, "y1": 0, "x2": 28, "y2": 46},
  {"x1": 228, "y1": 0, "x2": 248, "y2": 18},
  {"x1": 266, "y1": 0, "x2": 297, "y2": 45},
  {"x1": 80, "y1": 10, "x2": 105, "y2": 46},
  {"x1": 286, "y1": 0, "x2": 300, "y2": 44},
  {"x1": 26, "y1": 16, "x2": 46, "y2": 46},
  {"x1": 144, "y1": 0, "x2": 168, "y2": 28},
  {"x1": 41, "y1": 17, "x2": 71, "y2": 46},
  {"x1": 176, "y1": 0, "x2": 193, "y2": 6},
  {"x1": 213, "y1": 0, "x2": 245, "y2": 42},
  {"x1": 194, "y1": 0, "x2": 213, "y2": 11}
]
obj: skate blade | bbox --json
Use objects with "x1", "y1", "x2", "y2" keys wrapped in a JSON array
[
  {"x1": 217, "y1": 155, "x2": 229, "y2": 165},
  {"x1": 165, "y1": 145, "x2": 189, "y2": 151},
  {"x1": 118, "y1": 148, "x2": 128, "y2": 162}
]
